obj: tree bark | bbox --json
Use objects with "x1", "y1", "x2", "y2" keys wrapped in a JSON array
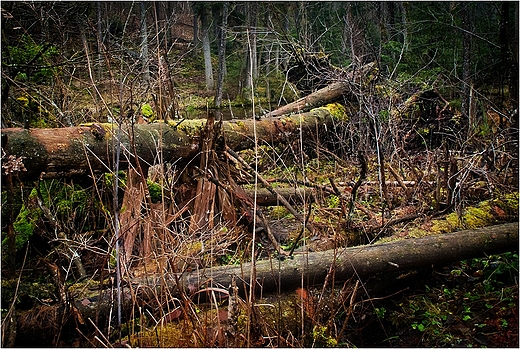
[
  {"x1": 214, "y1": 2, "x2": 229, "y2": 108},
  {"x1": 139, "y1": 2, "x2": 150, "y2": 83},
  {"x1": 460, "y1": 2, "x2": 472, "y2": 128},
  {"x1": 263, "y1": 62, "x2": 377, "y2": 118},
  {"x1": 73, "y1": 222, "x2": 518, "y2": 317},
  {"x1": 200, "y1": 5, "x2": 214, "y2": 90},
  {"x1": 243, "y1": 2, "x2": 258, "y2": 93},
  {"x1": 1, "y1": 105, "x2": 340, "y2": 182}
]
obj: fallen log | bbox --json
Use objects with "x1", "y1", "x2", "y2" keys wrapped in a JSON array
[
  {"x1": 145, "y1": 222, "x2": 519, "y2": 295},
  {"x1": 244, "y1": 187, "x2": 316, "y2": 206},
  {"x1": 73, "y1": 222, "x2": 518, "y2": 319},
  {"x1": 1, "y1": 105, "x2": 342, "y2": 182},
  {"x1": 263, "y1": 62, "x2": 377, "y2": 118}
]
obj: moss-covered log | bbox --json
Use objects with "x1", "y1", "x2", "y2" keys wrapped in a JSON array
[
  {"x1": 137, "y1": 222, "x2": 518, "y2": 297},
  {"x1": 71, "y1": 222, "x2": 518, "y2": 321},
  {"x1": 1, "y1": 105, "x2": 341, "y2": 182}
]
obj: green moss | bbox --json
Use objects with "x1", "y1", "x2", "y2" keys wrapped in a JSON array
[
  {"x1": 494, "y1": 192, "x2": 519, "y2": 215},
  {"x1": 9, "y1": 191, "x2": 42, "y2": 250},
  {"x1": 316, "y1": 103, "x2": 348, "y2": 121},
  {"x1": 147, "y1": 179, "x2": 162, "y2": 203},
  {"x1": 312, "y1": 324, "x2": 338, "y2": 347},
  {"x1": 445, "y1": 212, "x2": 461, "y2": 228},
  {"x1": 141, "y1": 103, "x2": 155, "y2": 118},
  {"x1": 460, "y1": 206, "x2": 494, "y2": 229},
  {"x1": 430, "y1": 219, "x2": 454, "y2": 234},
  {"x1": 379, "y1": 192, "x2": 519, "y2": 243},
  {"x1": 103, "y1": 171, "x2": 128, "y2": 189},
  {"x1": 269, "y1": 206, "x2": 291, "y2": 219},
  {"x1": 4, "y1": 181, "x2": 94, "y2": 251}
]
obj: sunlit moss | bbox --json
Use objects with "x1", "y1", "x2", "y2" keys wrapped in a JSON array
[
  {"x1": 147, "y1": 179, "x2": 162, "y2": 203},
  {"x1": 379, "y1": 193, "x2": 519, "y2": 243},
  {"x1": 269, "y1": 206, "x2": 291, "y2": 219},
  {"x1": 312, "y1": 324, "x2": 338, "y2": 347},
  {"x1": 315, "y1": 103, "x2": 348, "y2": 121}
]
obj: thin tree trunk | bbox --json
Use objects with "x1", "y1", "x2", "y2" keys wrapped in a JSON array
[
  {"x1": 460, "y1": 2, "x2": 471, "y2": 130},
  {"x1": 244, "y1": 2, "x2": 258, "y2": 93},
  {"x1": 140, "y1": 2, "x2": 150, "y2": 83},
  {"x1": 96, "y1": 2, "x2": 103, "y2": 81},
  {"x1": 214, "y1": 2, "x2": 229, "y2": 108},
  {"x1": 201, "y1": 5, "x2": 214, "y2": 90},
  {"x1": 192, "y1": 9, "x2": 199, "y2": 49}
]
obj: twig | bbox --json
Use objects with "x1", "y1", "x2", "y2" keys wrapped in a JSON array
[{"x1": 225, "y1": 145, "x2": 318, "y2": 236}]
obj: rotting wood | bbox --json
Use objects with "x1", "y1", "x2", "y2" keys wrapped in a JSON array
[
  {"x1": 244, "y1": 187, "x2": 316, "y2": 206},
  {"x1": 1, "y1": 105, "x2": 339, "y2": 182},
  {"x1": 72, "y1": 222, "x2": 518, "y2": 318},
  {"x1": 189, "y1": 114, "x2": 218, "y2": 234},
  {"x1": 120, "y1": 168, "x2": 146, "y2": 268}
]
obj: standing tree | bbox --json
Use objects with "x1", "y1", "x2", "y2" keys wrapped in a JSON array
[
  {"x1": 214, "y1": 2, "x2": 229, "y2": 108},
  {"x1": 193, "y1": 2, "x2": 214, "y2": 90},
  {"x1": 460, "y1": 1, "x2": 472, "y2": 133},
  {"x1": 243, "y1": 2, "x2": 258, "y2": 95},
  {"x1": 140, "y1": 1, "x2": 150, "y2": 84}
]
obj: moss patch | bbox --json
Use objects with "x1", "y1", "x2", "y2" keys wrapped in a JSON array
[{"x1": 379, "y1": 193, "x2": 519, "y2": 243}]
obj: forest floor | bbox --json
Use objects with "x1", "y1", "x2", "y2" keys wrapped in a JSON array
[{"x1": 3, "y1": 46, "x2": 519, "y2": 348}]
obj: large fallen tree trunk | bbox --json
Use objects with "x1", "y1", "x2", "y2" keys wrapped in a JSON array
[
  {"x1": 263, "y1": 62, "x2": 377, "y2": 118},
  {"x1": 1, "y1": 105, "x2": 342, "y2": 182},
  {"x1": 142, "y1": 222, "x2": 519, "y2": 295},
  {"x1": 74, "y1": 223, "x2": 518, "y2": 319}
]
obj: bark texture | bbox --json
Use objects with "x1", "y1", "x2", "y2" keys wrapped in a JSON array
[
  {"x1": 263, "y1": 62, "x2": 377, "y2": 118},
  {"x1": 149, "y1": 222, "x2": 519, "y2": 296},
  {"x1": 73, "y1": 222, "x2": 518, "y2": 321},
  {"x1": 1, "y1": 105, "x2": 338, "y2": 181}
]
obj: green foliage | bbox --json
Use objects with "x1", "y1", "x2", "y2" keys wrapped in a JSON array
[
  {"x1": 7, "y1": 34, "x2": 59, "y2": 84},
  {"x1": 103, "y1": 171, "x2": 128, "y2": 189},
  {"x1": 311, "y1": 324, "x2": 338, "y2": 347},
  {"x1": 385, "y1": 252, "x2": 518, "y2": 346},
  {"x1": 2, "y1": 180, "x2": 94, "y2": 253},
  {"x1": 38, "y1": 180, "x2": 89, "y2": 222},
  {"x1": 326, "y1": 195, "x2": 340, "y2": 209},
  {"x1": 14, "y1": 94, "x2": 58, "y2": 128}
]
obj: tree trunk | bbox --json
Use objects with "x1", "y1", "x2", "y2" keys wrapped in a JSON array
[
  {"x1": 200, "y1": 5, "x2": 214, "y2": 90},
  {"x1": 244, "y1": 2, "x2": 258, "y2": 94},
  {"x1": 1, "y1": 105, "x2": 341, "y2": 182},
  {"x1": 263, "y1": 62, "x2": 376, "y2": 118},
  {"x1": 460, "y1": 2, "x2": 471, "y2": 128},
  {"x1": 96, "y1": 2, "x2": 103, "y2": 81},
  {"x1": 179, "y1": 222, "x2": 519, "y2": 295},
  {"x1": 140, "y1": 2, "x2": 150, "y2": 83},
  {"x1": 73, "y1": 222, "x2": 518, "y2": 317},
  {"x1": 214, "y1": 2, "x2": 229, "y2": 108}
]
